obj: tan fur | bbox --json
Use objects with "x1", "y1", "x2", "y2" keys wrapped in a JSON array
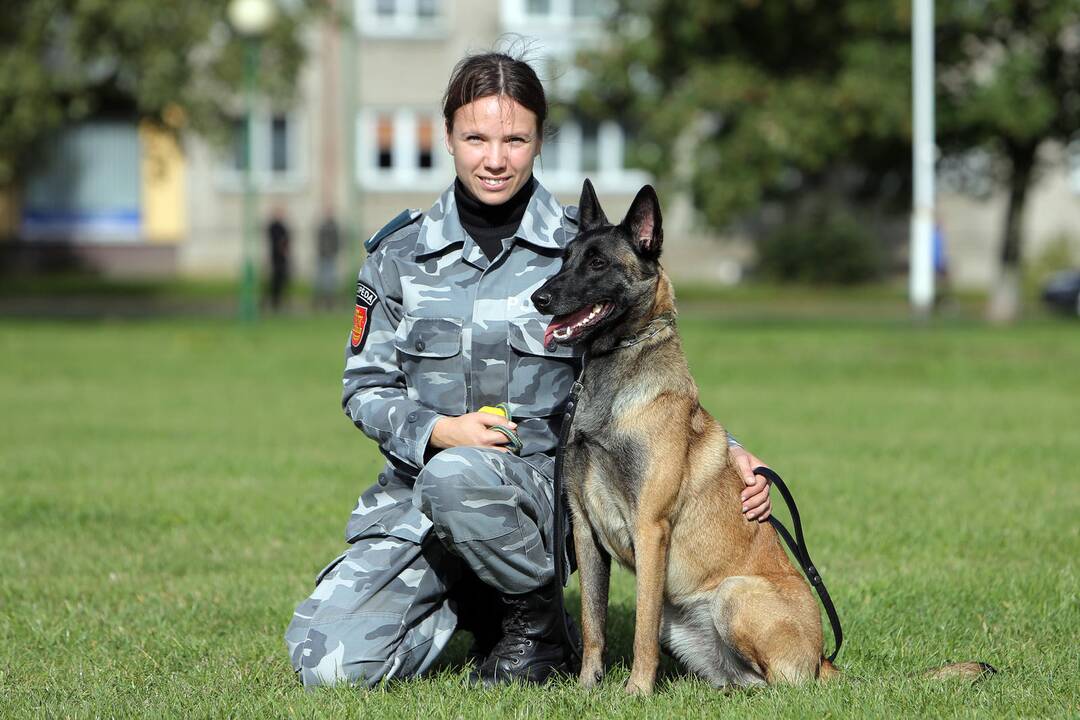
[{"x1": 571, "y1": 269, "x2": 827, "y2": 695}]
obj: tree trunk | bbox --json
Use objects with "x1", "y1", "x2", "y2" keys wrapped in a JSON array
[{"x1": 986, "y1": 144, "x2": 1037, "y2": 324}]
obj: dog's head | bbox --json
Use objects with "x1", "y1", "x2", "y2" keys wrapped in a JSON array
[{"x1": 532, "y1": 179, "x2": 664, "y2": 349}]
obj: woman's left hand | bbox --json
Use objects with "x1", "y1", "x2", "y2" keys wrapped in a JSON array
[{"x1": 731, "y1": 446, "x2": 772, "y2": 522}]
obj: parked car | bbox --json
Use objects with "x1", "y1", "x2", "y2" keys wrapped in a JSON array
[{"x1": 1041, "y1": 270, "x2": 1080, "y2": 316}]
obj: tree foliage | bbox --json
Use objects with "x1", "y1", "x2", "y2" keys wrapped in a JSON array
[
  {"x1": 936, "y1": 0, "x2": 1080, "y2": 321},
  {"x1": 579, "y1": 0, "x2": 1080, "y2": 306},
  {"x1": 577, "y1": 0, "x2": 916, "y2": 231},
  {"x1": 0, "y1": 0, "x2": 324, "y2": 184}
]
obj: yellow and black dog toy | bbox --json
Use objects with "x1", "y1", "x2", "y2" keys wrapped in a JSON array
[{"x1": 478, "y1": 404, "x2": 523, "y2": 455}]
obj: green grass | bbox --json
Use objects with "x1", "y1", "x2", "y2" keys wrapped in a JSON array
[{"x1": 1, "y1": 309, "x2": 1078, "y2": 718}]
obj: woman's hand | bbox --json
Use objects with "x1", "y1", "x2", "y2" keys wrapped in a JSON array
[
  {"x1": 731, "y1": 446, "x2": 772, "y2": 522},
  {"x1": 430, "y1": 412, "x2": 518, "y2": 452}
]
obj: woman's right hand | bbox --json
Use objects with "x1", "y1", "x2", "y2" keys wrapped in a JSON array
[{"x1": 430, "y1": 412, "x2": 518, "y2": 452}]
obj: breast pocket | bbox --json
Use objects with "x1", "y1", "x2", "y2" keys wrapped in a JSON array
[
  {"x1": 507, "y1": 318, "x2": 580, "y2": 417},
  {"x1": 393, "y1": 315, "x2": 466, "y2": 415}
]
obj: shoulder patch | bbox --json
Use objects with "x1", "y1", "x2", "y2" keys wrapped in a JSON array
[
  {"x1": 350, "y1": 281, "x2": 380, "y2": 355},
  {"x1": 365, "y1": 209, "x2": 422, "y2": 253}
]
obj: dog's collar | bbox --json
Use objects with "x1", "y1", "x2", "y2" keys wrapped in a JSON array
[{"x1": 593, "y1": 312, "x2": 676, "y2": 356}]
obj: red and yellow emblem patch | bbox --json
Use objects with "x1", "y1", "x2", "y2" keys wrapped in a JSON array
[
  {"x1": 350, "y1": 305, "x2": 369, "y2": 348},
  {"x1": 349, "y1": 281, "x2": 379, "y2": 354}
]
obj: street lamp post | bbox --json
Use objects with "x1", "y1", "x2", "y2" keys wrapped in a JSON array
[{"x1": 228, "y1": 0, "x2": 277, "y2": 323}]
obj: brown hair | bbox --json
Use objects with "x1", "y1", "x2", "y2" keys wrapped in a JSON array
[{"x1": 442, "y1": 52, "x2": 548, "y2": 135}]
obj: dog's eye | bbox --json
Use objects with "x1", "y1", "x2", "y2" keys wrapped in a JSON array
[{"x1": 589, "y1": 257, "x2": 608, "y2": 271}]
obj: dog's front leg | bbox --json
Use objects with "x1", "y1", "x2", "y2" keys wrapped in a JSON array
[
  {"x1": 625, "y1": 516, "x2": 670, "y2": 696},
  {"x1": 570, "y1": 496, "x2": 610, "y2": 689}
]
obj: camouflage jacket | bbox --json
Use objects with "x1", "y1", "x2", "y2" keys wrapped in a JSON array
[{"x1": 340, "y1": 181, "x2": 581, "y2": 542}]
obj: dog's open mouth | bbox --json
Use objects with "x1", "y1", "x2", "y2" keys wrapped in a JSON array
[{"x1": 544, "y1": 302, "x2": 615, "y2": 346}]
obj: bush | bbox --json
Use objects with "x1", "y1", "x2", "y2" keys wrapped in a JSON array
[{"x1": 757, "y1": 206, "x2": 885, "y2": 284}]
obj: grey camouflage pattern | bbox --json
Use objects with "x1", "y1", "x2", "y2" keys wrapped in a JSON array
[{"x1": 286, "y1": 181, "x2": 580, "y2": 688}]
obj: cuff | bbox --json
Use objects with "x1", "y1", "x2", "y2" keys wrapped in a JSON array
[{"x1": 398, "y1": 407, "x2": 442, "y2": 469}]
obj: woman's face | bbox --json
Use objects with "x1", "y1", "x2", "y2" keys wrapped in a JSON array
[{"x1": 446, "y1": 95, "x2": 541, "y2": 205}]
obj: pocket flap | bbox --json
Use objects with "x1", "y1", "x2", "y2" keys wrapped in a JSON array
[
  {"x1": 393, "y1": 315, "x2": 463, "y2": 358},
  {"x1": 508, "y1": 318, "x2": 577, "y2": 358}
]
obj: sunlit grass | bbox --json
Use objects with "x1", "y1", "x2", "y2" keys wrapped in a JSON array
[{"x1": 1, "y1": 310, "x2": 1077, "y2": 718}]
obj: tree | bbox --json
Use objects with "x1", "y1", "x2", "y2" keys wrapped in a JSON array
[
  {"x1": 0, "y1": 0, "x2": 323, "y2": 187},
  {"x1": 937, "y1": 0, "x2": 1080, "y2": 323},
  {"x1": 576, "y1": 1, "x2": 916, "y2": 241},
  {"x1": 578, "y1": 0, "x2": 1080, "y2": 309}
]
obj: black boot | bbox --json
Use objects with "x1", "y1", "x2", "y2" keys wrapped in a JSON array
[
  {"x1": 469, "y1": 582, "x2": 578, "y2": 686},
  {"x1": 449, "y1": 570, "x2": 504, "y2": 663}
]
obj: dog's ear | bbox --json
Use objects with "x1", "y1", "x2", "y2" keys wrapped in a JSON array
[
  {"x1": 577, "y1": 178, "x2": 609, "y2": 232},
  {"x1": 623, "y1": 184, "x2": 663, "y2": 258}
]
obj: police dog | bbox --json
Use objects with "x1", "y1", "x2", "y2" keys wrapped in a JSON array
[{"x1": 531, "y1": 181, "x2": 990, "y2": 695}]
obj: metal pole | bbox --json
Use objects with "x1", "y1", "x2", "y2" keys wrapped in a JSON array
[
  {"x1": 342, "y1": 0, "x2": 361, "y2": 273},
  {"x1": 240, "y1": 38, "x2": 260, "y2": 323},
  {"x1": 910, "y1": 0, "x2": 935, "y2": 315}
]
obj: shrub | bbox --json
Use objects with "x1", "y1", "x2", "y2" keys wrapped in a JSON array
[{"x1": 757, "y1": 206, "x2": 885, "y2": 284}]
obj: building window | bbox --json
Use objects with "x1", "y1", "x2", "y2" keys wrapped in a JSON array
[
  {"x1": 376, "y1": 114, "x2": 394, "y2": 169},
  {"x1": 580, "y1": 118, "x2": 599, "y2": 173},
  {"x1": 220, "y1": 110, "x2": 304, "y2": 189},
  {"x1": 271, "y1": 114, "x2": 289, "y2": 172},
  {"x1": 357, "y1": 0, "x2": 445, "y2": 37},
  {"x1": 357, "y1": 108, "x2": 449, "y2": 190},
  {"x1": 21, "y1": 120, "x2": 142, "y2": 242},
  {"x1": 417, "y1": 117, "x2": 434, "y2": 169},
  {"x1": 533, "y1": 116, "x2": 650, "y2": 193}
]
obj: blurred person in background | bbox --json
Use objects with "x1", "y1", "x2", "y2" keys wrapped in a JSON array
[
  {"x1": 284, "y1": 51, "x2": 773, "y2": 689},
  {"x1": 313, "y1": 210, "x2": 341, "y2": 310},
  {"x1": 266, "y1": 206, "x2": 292, "y2": 311}
]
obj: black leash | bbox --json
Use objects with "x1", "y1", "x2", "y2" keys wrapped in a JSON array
[
  {"x1": 552, "y1": 367, "x2": 586, "y2": 662},
  {"x1": 755, "y1": 466, "x2": 843, "y2": 663}
]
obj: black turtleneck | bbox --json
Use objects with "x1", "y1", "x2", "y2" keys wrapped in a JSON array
[{"x1": 454, "y1": 176, "x2": 536, "y2": 261}]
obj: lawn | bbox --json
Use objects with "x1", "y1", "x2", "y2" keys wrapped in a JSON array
[{"x1": 1, "y1": 308, "x2": 1077, "y2": 718}]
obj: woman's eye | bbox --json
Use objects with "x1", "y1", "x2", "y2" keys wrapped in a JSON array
[{"x1": 589, "y1": 257, "x2": 607, "y2": 271}]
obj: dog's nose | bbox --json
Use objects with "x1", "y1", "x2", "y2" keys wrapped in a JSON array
[{"x1": 532, "y1": 290, "x2": 552, "y2": 312}]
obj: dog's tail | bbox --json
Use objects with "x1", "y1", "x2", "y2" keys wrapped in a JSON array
[
  {"x1": 818, "y1": 657, "x2": 841, "y2": 681},
  {"x1": 921, "y1": 661, "x2": 997, "y2": 682},
  {"x1": 818, "y1": 657, "x2": 996, "y2": 684}
]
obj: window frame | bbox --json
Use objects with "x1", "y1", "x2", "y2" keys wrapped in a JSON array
[
  {"x1": 355, "y1": 0, "x2": 447, "y2": 39},
  {"x1": 216, "y1": 108, "x2": 307, "y2": 192}
]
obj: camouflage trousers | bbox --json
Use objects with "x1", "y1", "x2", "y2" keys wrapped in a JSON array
[{"x1": 285, "y1": 447, "x2": 557, "y2": 688}]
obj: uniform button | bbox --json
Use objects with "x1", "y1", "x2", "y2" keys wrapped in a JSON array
[
  {"x1": 546, "y1": 340, "x2": 557, "y2": 352},
  {"x1": 566, "y1": 401, "x2": 575, "y2": 413},
  {"x1": 407, "y1": 412, "x2": 419, "y2": 422},
  {"x1": 377, "y1": 473, "x2": 388, "y2": 486},
  {"x1": 415, "y1": 339, "x2": 426, "y2": 352}
]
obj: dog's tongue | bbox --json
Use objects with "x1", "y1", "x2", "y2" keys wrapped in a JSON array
[{"x1": 544, "y1": 305, "x2": 595, "y2": 347}]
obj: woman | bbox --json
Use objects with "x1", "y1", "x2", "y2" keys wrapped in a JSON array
[{"x1": 285, "y1": 52, "x2": 772, "y2": 689}]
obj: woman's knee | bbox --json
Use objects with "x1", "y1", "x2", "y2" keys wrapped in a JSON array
[{"x1": 416, "y1": 447, "x2": 502, "y2": 506}]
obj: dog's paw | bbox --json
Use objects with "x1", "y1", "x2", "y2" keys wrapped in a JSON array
[
  {"x1": 623, "y1": 676, "x2": 654, "y2": 696},
  {"x1": 578, "y1": 664, "x2": 605, "y2": 689}
]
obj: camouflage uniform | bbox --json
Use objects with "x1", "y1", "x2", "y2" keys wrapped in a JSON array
[{"x1": 285, "y1": 181, "x2": 581, "y2": 688}]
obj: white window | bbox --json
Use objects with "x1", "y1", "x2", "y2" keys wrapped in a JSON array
[
  {"x1": 218, "y1": 110, "x2": 306, "y2": 191},
  {"x1": 356, "y1": 108, "x2": 451, "y2": 191},
  {"x1": 356, "y1": 0, "x2": 446, "y2": 38},
  {"x1": 1068, "y1": 137, "x2": 1080, "y2": 196},
  {"x1": 534, "y1": 117, "x2": 649, "y2": 193},
  {"x1": 503, "y1": 0, "x2": 608, "y2": 24}
]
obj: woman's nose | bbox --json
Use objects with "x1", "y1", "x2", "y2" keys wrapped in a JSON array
[{"x1": 483, "y1": 142, "x2": 506, "y2": 169}]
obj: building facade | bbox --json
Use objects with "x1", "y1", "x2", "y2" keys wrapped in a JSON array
[{"x1": 3, "y1": 1, "x2": 1078, "y2": 288}]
